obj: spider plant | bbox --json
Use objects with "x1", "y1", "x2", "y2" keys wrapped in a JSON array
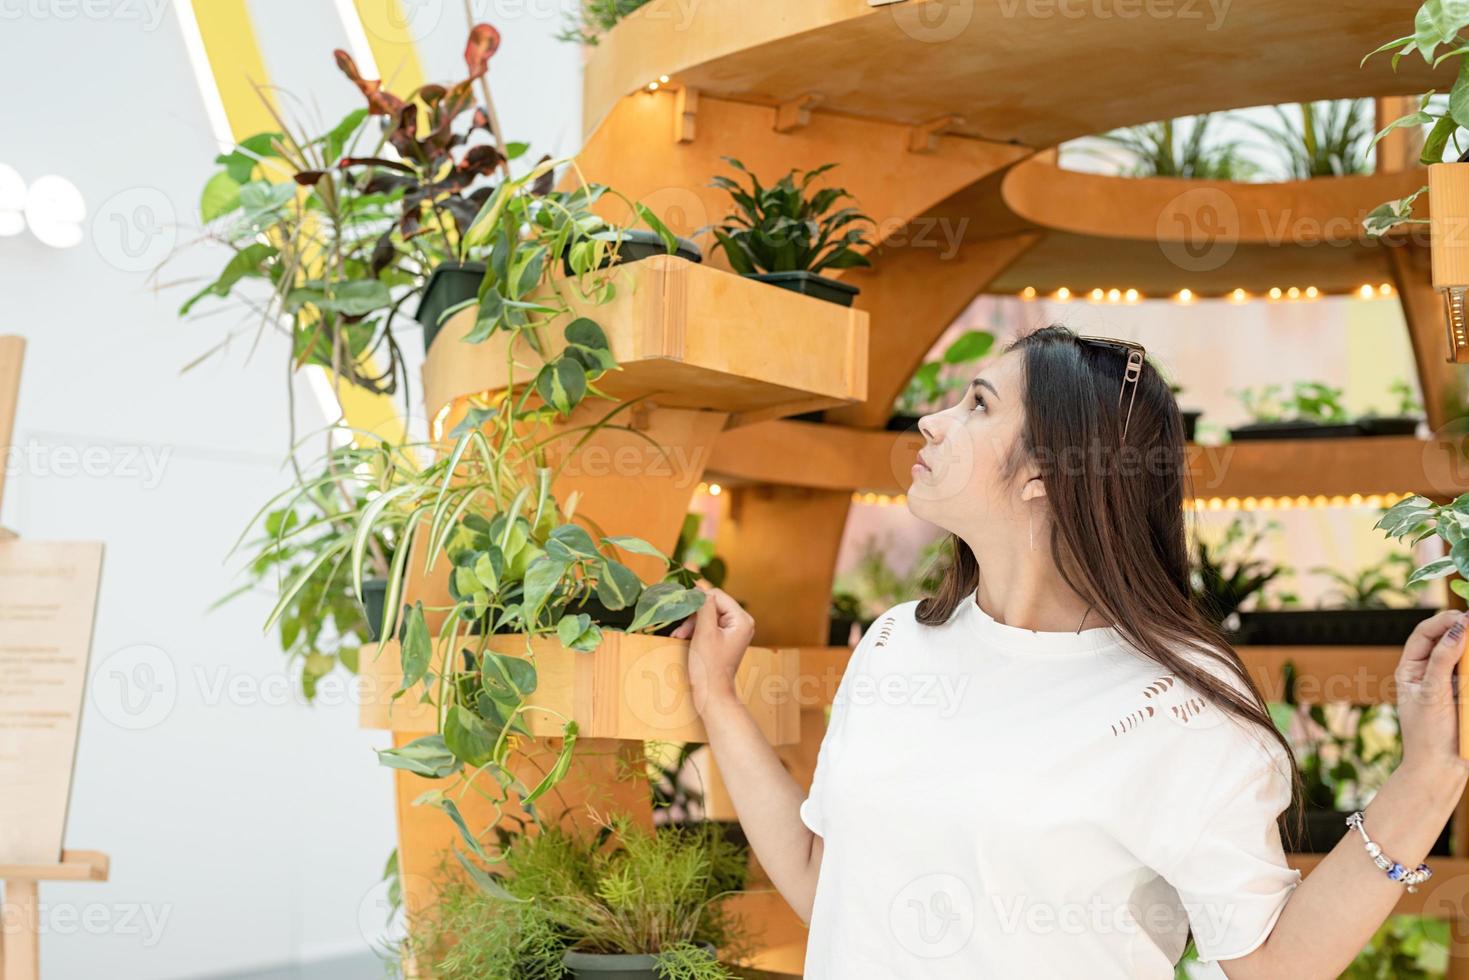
[
  {"x1": 1249, "y1": 100, "x2": 1374, "y2": 179},
  {"x1": 1091, "y1": 114, "x2": 1256, "y2": 180}
]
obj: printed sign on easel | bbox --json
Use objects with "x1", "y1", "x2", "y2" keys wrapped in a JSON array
[{"x1": 0, "y1": 539, "x2": 105, "y2": 864}]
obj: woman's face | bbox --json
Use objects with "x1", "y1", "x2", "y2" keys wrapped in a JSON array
[{"x1": 905, "y1": 350, "x2": 1036, "y2": 535}]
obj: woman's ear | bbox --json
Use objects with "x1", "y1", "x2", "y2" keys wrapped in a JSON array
[{"x1": 1019, "y1": 476, "x2": 1047, "y2": 502}]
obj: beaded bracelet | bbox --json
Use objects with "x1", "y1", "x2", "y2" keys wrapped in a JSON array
[{"x1": 1345, "y1": 811, "x2": 1433, "y2": 893}]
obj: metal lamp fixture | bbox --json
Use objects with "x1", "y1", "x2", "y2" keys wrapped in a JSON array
[{"x1": 1429, "y1": 162, "x2": 1469, "y2": 362}]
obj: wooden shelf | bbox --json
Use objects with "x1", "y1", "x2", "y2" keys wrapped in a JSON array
[
  {"x1": 710, "y1": 423, "x2": 1467, "y2": 501},
  {"x1": 988, "y1": 161, "x2": 1431, "y2": 297},
  {"x1": 583, "y1": 0, "x2": 1443, "y2": 149},
  {"x1": 422, "y1": 256, "x2": 868, "y2": 428},
  {"x1": 1237, "y1": 646, "x2": 1400, "y2": 704},
  {"x1": 359, "y1": 630, "x2": 801, "y2": 746}
]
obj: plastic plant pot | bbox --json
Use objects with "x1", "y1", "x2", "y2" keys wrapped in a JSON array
[
  {"x1": 1227, "y1": 421, "x2": 1360, "y2": 441},
  {"x1": 563, "y1": 943, "x2": 718, "y2": 980},
  {"x1": 1235, "y1": 608, "x2": 1437, "y2": 646},
  {"x1": 1181, "y1": 410, "x2": 1201, "y2": 442},
  {"x1": 746, "y1": 270, "x2": 860, "y2": 307},
  {"x1": 561, "y1": 229, "x2": 703, "y2": 277},
  {"x1": 359, "y1": 577, "x2": 388, "y2": 642},
  {"x1": 1355, "y1": 416, "x2": 1420, "y2": 437},
  {"x1": 416, "y1": 262, "x2": 485, "y2": 353}
]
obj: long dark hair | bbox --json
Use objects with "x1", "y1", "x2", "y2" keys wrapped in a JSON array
[{"x1": 915, "y1": 324, "x2": 1303, "y2": 844}]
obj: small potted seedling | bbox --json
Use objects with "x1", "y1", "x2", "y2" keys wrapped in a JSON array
[
  {"x1": 705, "y1": 157, "x2": 875, "y2": 307},
  {"x1": 1228, "y1": 381, "x2": 1358, "y2": 441},
  {"x1": 1242, "y1": 553, "x2": 1435, "y2": 646},
  {"x1": 1357, "y1": 379, "x2": 1424, "y2": 437},
  {"x1": 828, "y1": 590, "x2": 864, "y2": 646}
]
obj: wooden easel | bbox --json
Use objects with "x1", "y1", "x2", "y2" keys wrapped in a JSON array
[{"x1": 0, "y1": 336, "x2": 109, "y2": 980}]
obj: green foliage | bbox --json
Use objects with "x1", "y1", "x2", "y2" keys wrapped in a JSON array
[
  {"x1": 1190, "y1": 516, "x2": 1291, "y2": 626},
  {"x1": 893, "y1": 329, "x2": 996, "y2": 417},
  {"x1": 670, "y1": 513, "x2": 727, "y2": 589},
  {"x1": 706, "y1": 158, "x2": 875, "y2": 276},
  {"x1": 1232, "y1": 381, "x2": 1350, "y2": 425},
  {"x1": 557, "y1": 0, "x2": 652, "y2": 44},
  {"x1": 1344, "y1": 915, "x2": 1450, "y2": 979},
  {"x1": 1092, "y1": 115, "x2": 1256, "y2": 180},
  {"x1": 224, "y1": 443, "x2": 406, "y2": 697},
  {"x1": 407, "y1": 816, "x2": 749, "y2": 980},
  {"x1": 1375, "y1": 492, "x2": 1469, "y2": 603},
  {"x1": 834, "y1": 535, "x2": 951, "y2": 622},
  {"x1": 1249, "y1": 100, "x2": 1374, "y2": 179},
  {"x1": 1367, "y1": 378, "x2": 1427, "y2": 418},
  {"x1": 1312, "y1": 552, "x2": 1427, "y2": 609},
  {"x1": 1363, "y1": 3, "x2": 1469, "y2": 234}
]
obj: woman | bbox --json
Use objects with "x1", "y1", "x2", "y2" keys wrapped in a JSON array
[{"x1": 672, "y1": 325, "x2": 1469, "y2": 978}]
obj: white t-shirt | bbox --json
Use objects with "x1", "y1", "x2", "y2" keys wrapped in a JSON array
[{"x1": 799, "y1": 596, "x2": 1301, "y2": 979}]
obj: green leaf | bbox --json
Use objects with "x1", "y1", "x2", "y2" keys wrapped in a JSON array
[
  {"x1": 556, "y1": 613, "x2": 602, "y2": 652},
  {"x1": 1453, "y1": 579, "x2": 1469, "y2": 601},
  {"x1": 455, "y1": 848, "x2": 528, "y2": 902},
  {"x1": 595, "y1": 559, "x2": 643, "y2": 611},
  {"x1": 942, "y1": 330, "x2": 994, "y2": 365},
  {"x1": 535, "y1": 356, "x2": 588, "y2": 415},
  {"x1": 1407, "y1": 556, "x2": 1457, "y2": 586},
  {"x1": 179, "y1": 242, "x2": 277, "y2": 314},
  {"x1": 1451, "y1": 58, "x2": 1469, "y2": 130},
  {"x1": 200, "y1": 172, "x2": 241, "y2": 221},
  {"x1": 286, "y1": 279, "x2": 392, "y2": 316},
  {"x1": 1452, "y1": 539, "x2": 1469, "y2": 579},
  {"x1": 521, "y1": 556, "x2": 568, "y2": 624},
  {"x1": 628, "y1": 582, "x2": 706, "y2": 632},
  {"x1": 603, "y1": 535, "x2": 669, "y2": 561},
  {"x1": 443, "y1": 705, "x2": 497, "y2": 768},
  {"x1": 1422, "y1": 114, "x2": 1459, "y2": 165},
  {"x1": 432, "y1": 796, "x2": 491, "y2": 862},
  {"x1": 635, "y1": 203, "x2": 679, "y2": 253},
  {"x1": 522, "y1": 721, "x2": 578, "y2": 806},
  {"x1": 214, "y1": 131, "x2": 283, "y2": 183},
  {"x1": 474, "y1": 548, "x2": 504, "y2": 591},
  {"x1": 549, "y1": 523, "x2": 601, "y2": 558},
  {"x1": 376, "y1": 734, "x2": 460, "y2": 778},
  {"x1": 400, "y1": 602, "x2": 431, "y2": 691},
  {"x1": 565, "y1": 317, "x2": 610, "y2": 351}
]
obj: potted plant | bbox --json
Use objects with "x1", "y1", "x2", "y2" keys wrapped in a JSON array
[
  {"x1": 705, "y1": 157, "x2": 875, "y2": 307},
  {"x1": 1168, "y1": 383, "x2": 1203, "y2": 442},
  {"x1": 1235, "y1": 553, "x2": 1434, "y2": 647},
  {"x1": 1357, "y1": 378, "x2": 1424, "y2": 437},
  {"x1": 1191, "y1": 515, "x2": 1291, "y2": 642},
  {"x1": 827, "y1": 590, "x2": 864, "y2": 647},
  {"x1": 1228, "y1": 381, "x2": 1359, "y2": 441},
  {"x1": 886, "y1": 329, "x2": 996, "y2": 431},
  {"x1": 1375, "y1": 492, "x2": 1469, "y2": 603},
  {"x1": 557, "y1": 0, "x2": 653, "y2": 44},
  {"x1": 405, "y1": 814, "x2": 749, "y2": 980},
  {"x1": 1272, "y1": 666, "x2": 1451, "y2": 856},
  {"x1": 223, "y1": 445, "x2": 403, "y2": 696}
]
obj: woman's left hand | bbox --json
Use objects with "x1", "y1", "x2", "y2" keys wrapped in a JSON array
[{"x1": 1395, "y1": 609, "x2": 1469, "y2": 781}]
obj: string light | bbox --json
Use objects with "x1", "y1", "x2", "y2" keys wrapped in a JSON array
[
  {"x1": 659, "y1": 75, "x2": 670, "y2": 84},
  {"x1": 1379, "y1": 283, "x2": 1394, "y2": 297},
  {"x1": 647, "y1": 81, "x2": 661, "y2": 91},
  {"x1": 1107, "y1": 288, "x2": 1122, "y2": 303},
  {"x1": 1020, "y1": 286, "x2": 1037, "y2": 300},
  {"x1": 1125, "y1": 288, "x2": 1140, "y2": 303},
  {"x1": 1176, "y1": 288, "x2": 1194, "y2": 303},
  {"x1": 1090, "y1": 288, "x2": 1105, "y2": 302},
  {"x1": 1286, "y1": 286, "x2": 1301, "y2": 299},
  {"x1": 1011, "y1": 285, "x2": 1395, "y2": 303},
  {"x1": 1269, "y1": 287, "x2": 1283, "y2": 300},
  {"x1": 707, "y1": 482, "x2": 722, "y2": 496},
  {"x1": 1055, "y1": 287, "x2": 1072, "y2": 301},
  {"x1": 1359, "y1": 284, "x2": 1376, "y2": 299},
  {"x1": 1229, "y1": 289, "x2": 1248, "y2": 303},
  {"x1": 1305, "y1": 286, "x2": 1319, "y2": 299}
]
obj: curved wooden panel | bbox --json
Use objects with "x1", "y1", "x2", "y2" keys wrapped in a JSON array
[{"x1": 585, "y1": 0, "x2": 1446, "y2": 149}]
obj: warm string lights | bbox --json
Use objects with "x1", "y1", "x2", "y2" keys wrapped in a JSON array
[
  {"x1": 1020, "y1": 283, "x2": 1395, "y2": 304},
  {"x1": 695, "y1": 485, "x2": 1410, "y2": 512},
  {"x1": 645, "y1": 74, "x2": 672, "y2": 92}
]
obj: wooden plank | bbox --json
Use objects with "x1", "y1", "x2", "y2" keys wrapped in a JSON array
[
  {"x1": 359, "y1": 632, "x2": 801, "y2": 747},
  {"x1": 421, "y1": 256, "x2": 869, "y2": 426},
  {"x1": 0, "y1": 850, "x2": 109, "y2": 882},
  {"x1": 711, "y1": 422, "x2": 1467, "y2": 501},
  {"x1": 0, "y1": 337, "x2": 24, "y2": 517},
  {"x1": 1236, "y1": 646, "x2": 1401, "y2": 705},
  {"x1": 582, "y1": 0, "x2": 1446, "y2": 150}
]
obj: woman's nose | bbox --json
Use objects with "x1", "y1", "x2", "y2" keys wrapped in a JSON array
[{"x1": 917, "y1": 412, "x2": 941, "y2": 443}]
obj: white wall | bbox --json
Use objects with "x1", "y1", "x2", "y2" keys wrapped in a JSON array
[{"x1": 0, "y1": 3, "x2": 582, "y2": 977}]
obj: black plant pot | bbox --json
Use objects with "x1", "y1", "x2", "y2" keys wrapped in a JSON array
[
  {"x1": 1181, "y1": 410, "x2": 1202, "y2": 443},
  {"x1": 1235, "y1": 608, "x2": 1438, "y2": 646},
  {"x1": 416, "y1": 261, "x2": 486, "y2": 353},
  {"x1": 746, "y1": 270, "x2": 860, "y2": 307},
  {"x1": 1356, "y1": 416, "x2": 1421, "y2": 437},
  {"x1": 564, "y1": 943, "x2": 718, "y2": 980},
  {"x1": 828, "y1": 616, "x2": 857, "y2": 646},
  {"x1": 561, "y1": 229, "x2": 703, "y2": 277},
  {"x1": 360, "y1": 578, "x2": 389, "y2": 642},
  {"x1": 1228, "y1": 421, "x2": 1361, "y2": 441},
  {"x1": 1288, "y1": 807, "x2": 1452, "y2": 855},
  {"x1": 564, "y1": 595, "x2": 682, "y2": 638},
  {"x1": 886, "y1": 413, "x2": 925, "y2": 433}
]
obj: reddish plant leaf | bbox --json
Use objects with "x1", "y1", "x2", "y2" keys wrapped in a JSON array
[
  {"x1": 334, "y1": 49, "x2": 405, "y2": 116},
  {"x1": 338, "y1": 156, "x2": 415, "y2": 175},
  {"x1": 464, "y1": 24, "x2": 501, "y2": 79},
  {"x1": 294, "y1": 170, "x2": 326, "y2": 186}
]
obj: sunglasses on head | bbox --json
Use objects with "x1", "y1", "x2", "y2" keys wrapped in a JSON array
[{"x1": 1076, "y1": 335, "x2": 1146, "y2": 440}]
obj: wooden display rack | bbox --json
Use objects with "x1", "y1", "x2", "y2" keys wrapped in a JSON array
[{"x1": 0, "y1": 337, "x2": 108, "y2": 980}]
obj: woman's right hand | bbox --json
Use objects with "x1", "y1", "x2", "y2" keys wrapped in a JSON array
[{"x1": 671, "y1": 587, "x2": 755, "y2": 708}]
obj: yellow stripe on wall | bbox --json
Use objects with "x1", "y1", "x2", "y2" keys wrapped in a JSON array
[
  {"x1": 351, "y1": 0, "x2": 428, "y2": 93},
  {"x1": 189, "y1": 0, "x2": 407, "y2": 446}
]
